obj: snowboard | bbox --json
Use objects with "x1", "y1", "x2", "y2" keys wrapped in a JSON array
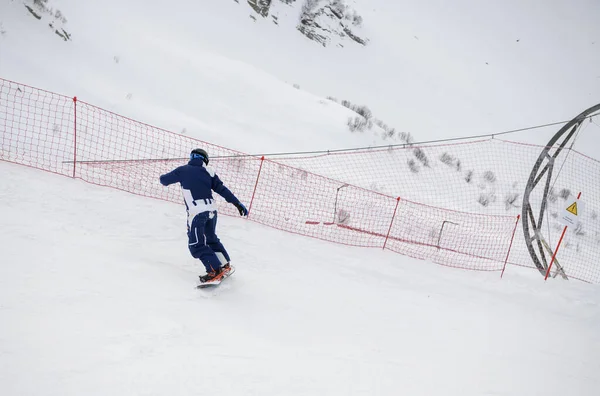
[{"x1": 196, "y1": 265, "x2": 236, "y2": 289}]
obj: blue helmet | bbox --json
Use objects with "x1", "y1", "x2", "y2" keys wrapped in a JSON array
[{"x1": 190, "y1": 148, "x2": 209, "y2": 164}]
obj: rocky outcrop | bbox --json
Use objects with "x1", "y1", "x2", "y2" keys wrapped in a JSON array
[
  {"x1": 247, "y1": 0, "x2": 272, "y2": 17},
  {"x1": 342, "y1": 25, "x2": 366, "y2": 45},
  {"x1": 297, "y1": 0, "x2": 367, "y2": 47},
  {"x1": 244, "y1": 0, "x2": 367, "y2": 48},
  {"x1": 23, "y1": 0, "x2": 71, "y2": 41}
]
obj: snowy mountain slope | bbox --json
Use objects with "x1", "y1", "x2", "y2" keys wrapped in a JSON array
[
  {"x1": 194, "y1": 0, "x2": 600, "y2": 150},
  {"x1": 0, "y1": 0, "x2": 386, "y2": 154},
  {"x1": 2, "y1": 0, "x2": 599, "y2": 156},
  {"x1": 232, "y1": 0, "x2": 600, "y2": 155},
  {"x1": 2, "y1": 161, "x2": 600, "y2": 395},
  {"x1": 2, "y1": 0, "x2": 599, "y2": 162}
]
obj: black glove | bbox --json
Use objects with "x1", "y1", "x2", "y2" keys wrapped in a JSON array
[{"x1": 234, "y1": 202, "x2": 248, "y2": 217}]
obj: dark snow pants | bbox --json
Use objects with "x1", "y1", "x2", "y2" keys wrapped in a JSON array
[{"x1": 188, "y1": 211, "x2": 231, "y2": 272}]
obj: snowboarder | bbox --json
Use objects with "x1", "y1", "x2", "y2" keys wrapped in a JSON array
[{"x1": 159, "y1": 148, "x2": 248, "y2": 284}]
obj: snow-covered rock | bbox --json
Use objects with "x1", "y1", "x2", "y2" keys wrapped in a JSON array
[{"x1": 245, "y1": 0, "x2": 368, "y2": 47}]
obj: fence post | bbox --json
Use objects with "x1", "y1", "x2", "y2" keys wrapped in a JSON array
[
  {"x1": 501, "y1": 214, "x2": 521, "y2": 279},
  {"x1": 437, "y1": 220, "x2": 458, "y2": 249},
  {"x1": 247, "y1": 156, "x2": 265, "y2": 219},
  {"x1": 72, "y1": 96, "x2": 77, "y2": 178},
  {"x1": 333, "y1": 183, "x2": 349, "y2": 223},
  {"x1": 383, "y1": 197, "x2": 401, "y2": 250}
]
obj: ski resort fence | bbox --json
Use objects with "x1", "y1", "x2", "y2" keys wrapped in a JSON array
[{"x1": 2, "y1": 77, "x2": 599, "y2": 282}]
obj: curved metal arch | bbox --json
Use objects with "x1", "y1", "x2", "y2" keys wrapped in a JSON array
[{"x1": 522, "y1": 103, "x2": 600, "y2": 277}]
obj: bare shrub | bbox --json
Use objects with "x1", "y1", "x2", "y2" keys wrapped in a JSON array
[
  {"x1": 477, "y1": 194, "x2": 490, "y2": 207},
  {"x1": 439, "y1": 152, "x2": 454, "y2": 166},
  {"x1": 355, "y1": 105, "x2": 372, "y2": 119},
  {"x1": 413, "y1": 147, "x2": 429, "y2": 167},
  {"x1": 504, "y1": 192, "x2": 520, "y2": 210},
  {"x1": 33, "y1": 0, "x2": 49, "y2": 10},
  {"x1": 336, "y1": 208, "x2": 351, "y2": 224},
  {"x1": 478, "y1": 192, "x2": 496, "y2": 207},
  {"x1": 340, "y1": 100, "x2": 372, "y2": 119},
  {"x1": 465, "y1": 170, "x2": 473, "y2": 183},
  {"x1": 483, "y1": 171, "x2": 496, "y2": 183},
  {"x1": 373, "y1": 119, "x2": 395, "y2": 139},
  {"x1": 398, "y1": 131, "x2": 414, "y2": 145},
  {"x1": 407, "y1": 159, "x2": 419, "y2": 173},
  {"x1": 347, "y1": 116, "x2": 367, "y2": 132},
  {"x1": 559, "y1": 188, "x2": 571, "y2": 200},
  {"x1": 373, "y1": 119, "x2": 385, "y2": 129},
  {"x1": 547, "y1": 187, "x2": 558, "y2": 203}
]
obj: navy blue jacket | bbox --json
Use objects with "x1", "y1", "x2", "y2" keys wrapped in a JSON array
[{"x1": 160, "y1": 158, "x2": 241, "y2": 207}]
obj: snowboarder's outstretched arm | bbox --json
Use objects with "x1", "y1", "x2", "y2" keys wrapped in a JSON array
[
  {"x1": 159, "y1": 167, "x2": 182, "y2": 186},
  {"x1": 212, "y1": 174, "x2": 248, "y2": 216}
]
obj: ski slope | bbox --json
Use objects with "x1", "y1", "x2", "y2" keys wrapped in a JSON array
[
  {"x1": 1, "y1": 1, "x2": 600, "y2": 394},
  {"x1": 1, "y1": 162, "x2": 600, "y2": 395}
]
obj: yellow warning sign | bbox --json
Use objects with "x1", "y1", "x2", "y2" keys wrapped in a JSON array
[{"x1": 559, "y1": 197, "x2": 583, "y2": 226}]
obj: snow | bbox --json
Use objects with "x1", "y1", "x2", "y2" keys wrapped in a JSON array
[
  {"x1": 0, "y1": 0, "x2": 387, "y2": 155},
  {"x1": 1, "y1": 0, "x2": 600, "y2": 394},
  {"x1": 1, "y1": 161, "x2": 600, "y2": 395},
  {"x1": 2, "y1": 0, "x2": 599, "y2": 155}
]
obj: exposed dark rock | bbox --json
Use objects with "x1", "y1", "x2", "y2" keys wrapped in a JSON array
[
  {"x1": 24, "y1": 1, "x2": 71, "y2": 41},
  {"x1": 54, "y1": 29, "x2": 68, "y2": 41},
  {"x1": 60, "y1": 28, "x2": 71, "y2": 41},
  {"x1": 247, "y1": 0, "x2": 272, "y2": 17},
  {"x1": 297, "y1": 0, "x2": 367, "y2": 47},
  {"x1": 343, "y1": 26, "x2": 366, "y2": 45},
  {"x1": 297, "y1": 18, "x2": 328, "y2": 47},
  {"x1": 242, "y1": 0, "x2": 367, "y2": 48},
  {"x1": 25, "y1": 5, "x2": 42, "y2": 20},
  {"x1": 326, "y1": 5, "x2": 343, "y2": 19}
]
